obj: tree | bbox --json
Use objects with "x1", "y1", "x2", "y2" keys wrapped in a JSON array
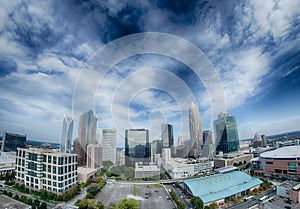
[
  {"x1": 13, "y1": 194, "x2": 19, "y2": 200},
  {"x1": 40, "y1": 202, "x2": 48, "y2": 209},
  {"x1": 2, "y1": 190, "x2": 7, "y2": 195},
  {"x1": 191, "y1": 196, "x2": 204, "y2": 209},
  {"x1": 33, "y1": 199, "x2": 41, "y2": 207}
]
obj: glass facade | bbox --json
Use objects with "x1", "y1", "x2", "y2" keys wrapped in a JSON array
[
  {"x1": 213, "y1": 113, "x2": 239, "y2": 154},
  {"x1": 125, "y1": 129, "x2": 150, "y2": 167},
  {"x1": 59, "y1": 115, "x2": 74, "y2": 153},
  {"x1": 1, "y1": 131, "x2": 26, "y2": 152}
]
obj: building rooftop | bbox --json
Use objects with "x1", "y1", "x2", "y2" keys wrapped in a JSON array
[
  {"x1": 0, "y1": 152, "x2": 16, "y2": 166},
  {"x1": 0, "y1": 195, "x2": 30, "y2": 209},
  {"x1": 17, "y1": 148, "x2": 77, "y2": 156},
  {"x1": 135, "y1": 165, "x2": 160, "y2": 172},
  {"x1": 183, "y1": 171, "x2": 263, "y2": 204},
  {"x1": 260, "y1": 145, "x2": 300, "y2": 158},
  {"x1": 215, "y1": 166, "x2": 238, "y2": 173},
  {"x1": 77, "y1": 167, "x2": 97, "y2": 175}
]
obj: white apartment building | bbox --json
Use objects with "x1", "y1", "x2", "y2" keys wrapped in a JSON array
[
  {"x1": 167, "y1": 158, "x2": 212, "y2": 179},
  {"x1": 102, "y1": 129, "x2": 116, "y2": 163},
  {"x1": 15, "y1": 148, "x2": 77, "y2": 195},
  {"x1": 87, "y1": 144, "x2": 102, "y2": 169}
]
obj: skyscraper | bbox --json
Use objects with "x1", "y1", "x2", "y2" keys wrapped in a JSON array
[
  {"x1": 102, "y1": 128, "x2": 117, "y2": 163},
  {"x1": 200, "y1": 130, "x2": 214, "y2": 159},
  {"x1": 161, "y1": 124, "x2": 174, "y2": 156},
  {"x1": 188, "y1": 102, "x2": 202, "y2": 158},
  {"x1": 59, "y1": 115, "x2": 74, "y2": 153},
  {"x1": 213, "y1": 112, "x2": 239, "y2": 154},
  {"x1": 1, "y1": 131, "x2": 26, "y2": 152},
  {"x1": 125, "y1": 129, "x2": 150, "y2": 167},
  {"x1": 76, "y1": 110, "x2": 97, "y2": 166}
]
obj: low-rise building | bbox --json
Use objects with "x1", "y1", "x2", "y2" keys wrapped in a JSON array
[
  {"x1": 290, "y1": 183, "x2": 300, "y2": 203},
  {"x1": 0, "y1": 151, "x2": 16, "y2": 176},
  {"x1": 77, "y1": 167, "x2": 98, "y2": 183},
  {"x1": 277, "y1": 181, "x2": 298, "y2": 198},
  {"x1": 15, "y1": 148, "x2": 78, "y2": 195},
  {"x1": 167, "y1": 158, "x2": 212, "y2": 179},
  {"x1": 183, "y1": 171, "x2": 262, "y2": 206},
  {"x1": 134, "y1": 163, "x2": 160, "y2": 180},
  {"x1": 0, "y1": 195, "x2": 31, "y2": 209},
  {"x1": 258, "y1": 145, "x2": 300, "y2": 180},
  {"x1": 214, "y1": 153, "x2": 253, "y2": 169}
]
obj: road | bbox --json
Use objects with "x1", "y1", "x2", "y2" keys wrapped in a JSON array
[{"x1": 165, "y1": 184, "x2": 192, "y2": 209}]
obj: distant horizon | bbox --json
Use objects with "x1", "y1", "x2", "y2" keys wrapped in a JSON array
[{"x1": 18, "y1": 129, "x2": 300, "y2": 147}]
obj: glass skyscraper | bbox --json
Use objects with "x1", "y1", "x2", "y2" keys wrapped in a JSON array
[
  {"x1": 161, "y1": 124, "x2": 174, "y2": 156},
  {"x1": 76, "y1": 110, "x2": 97, "y2": 166},
  {"x1": 188, "y1": 102, "x2": 203, "y2": 158},
  {"x1": 213, "y1": 112, "x2": 239, "y2": 154},
  {"x1": 59, "y1": 115, "x2": 74, "y2": 153},
  {"x1": 125, "y1": 129, "x2": 150, "y2": 167}
]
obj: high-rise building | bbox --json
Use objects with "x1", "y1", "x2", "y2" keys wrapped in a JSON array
[
  {"x1": 15, "y1": 148, "x2": 77, "y2": 195},
  {"x1": 87, "y1": 144, "x2": 102, "y2": 169},
  {"x1": 178, "y1": 134, "x2": 183, "y2": 146},
  {"x1": 1, "y1": 131, "x2": 26, "y2": 152},
  {"x1": 76, "y1": 110, "x2": 97, "y2": 166},
  {"x1": 102, "y1": 129, "x2": 117, "y2": 163},
  {"x1": 200, "y1": 130, "x2": 214, "y2": 159},
  {"x1": 152, "y1": 140, "x2": 162, "y2": 155},
  {"x1": 59, "y1": 115, "x2": 74, "y2": 153},
  {"x1": 213, "y1": 112, "x2": 239, "y2": 154},
  {"x1": 73, "y1": 138, "x2": 85, "y2": 166},
  {"x1": 188, "y1": 102, "x2": 202, "y2": 158},
  {"x1": 125, "y1": 129, "x2": 150, "y2": 167}
]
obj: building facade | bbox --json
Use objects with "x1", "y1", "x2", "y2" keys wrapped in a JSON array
[
  {"x1": 258, "y1": 146, "x2": 300, "y2": 180},
  {"x1": 86, "y1": 144, "x2": 102, "y2": 169},
  {"x1": 15, "y1": 148, "x2": 77, "y2": 195},
  {"x1": 125, "y1": 129, "x2": 150, "y2": 167},
  {"x1": 161, "y1": 124, "x2": 174, "y2": 156},
  {"x1": 214, "y1": 153, "x2": 253, "y2": 169},
  {"x1": 166, "y1": 158, "x2": 212, "y2": 179},
  {"x1": 200, "y1": 130, "x2": 214, "y2": 159},
  {"x1": 1, "y1": 131, "x2": 26, "y2": 152},
  {"x1": 213, "y1": 112, "x2": 239, "y2": 154},
  {"x1": 60, "y1": 115, "x2": 74, "y2": 153},
  {"x1": 102, "y1": 129, "x2": 116, "y2": 163},
  {"x1": 76, "y1": 110, "x2": 97, "y2": 166},
  {"x1": 188, "y1": 102, "x2": 202, "y2": 158}
]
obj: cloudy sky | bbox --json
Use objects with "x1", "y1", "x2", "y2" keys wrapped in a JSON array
[{"x1": 0, "y1": 0, "x2": 299, "y2": 146}]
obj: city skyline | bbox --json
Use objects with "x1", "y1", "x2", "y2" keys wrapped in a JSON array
[{"x1": 0, "y1": 1, "x2": 299, "y2": 147}]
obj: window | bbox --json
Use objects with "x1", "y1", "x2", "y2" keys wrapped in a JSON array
[
  {"x1": 266, "y1": 161, "x2": 273, "y2": 165},
  {"x1": 288, "y1": 162, "x2": 297, "y2": 171},
  {"x1": 48, "y1": 156, "x2": 52, "y2": 163},
  {"x1": 53, "y1": 156, "x2": 57, "y2": 164}
]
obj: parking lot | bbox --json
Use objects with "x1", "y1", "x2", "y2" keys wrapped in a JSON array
[
  {"x1": 95, "y1": 182, "x2": 175, "y2": 209},
  {"x1": 263, "y1": 195, "x2": 300, "y2": 209}
]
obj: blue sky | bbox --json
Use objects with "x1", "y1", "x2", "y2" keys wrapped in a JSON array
[{"x1": 0, "y1": 0, "x2": 299, "y2": 146}]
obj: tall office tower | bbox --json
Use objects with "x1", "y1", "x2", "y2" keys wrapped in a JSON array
[
  {"x1": 152, "y1": 140, "x2": 162, "y2": 155},
  {"x1": 200, "y1": 130, "x2": 214, "y2": 159},
  {"x1": 87, "y1": 144, "x2": 102, "y2": 169},
  {"x1": 59, "y1": 115, "x2": 74, "y2": 153},
  {"x1": 125, "y1": 129, "x2": 150, "y2": 167},
  {"x1": 15, "y1": 148, "x2": 77, "y2": 195},
  {"x1": 161, "y1": 124, "x2": 174, "y2": 156},
  {"x1": 102, "y1": 129, "x2": 117, "y2": 163},
  {"x1": 188, "y1": 102, "x2": 202, "y2": 158},
  {"x1": 73, "y1": 138, "x2": 85, "y2": 166},
  {"x1": 1, "y1": 131, "x2": 26, "y2": 152},
  {"x1": 77, "y1": 110, "x2": 97, "y2": 166},
  {"x1": 213, "y1": 112, "x2": 239, "y2": 154}
]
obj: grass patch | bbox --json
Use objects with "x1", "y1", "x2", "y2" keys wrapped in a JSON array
[
  {"x1": 133, "y1": 185, "x2": 137, "y2": 196},
  {"x1": 153, "y1": 184, "x2": 164, "y2": 188}
]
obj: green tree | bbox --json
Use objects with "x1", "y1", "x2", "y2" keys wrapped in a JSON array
[
  {"x1": 33, "y1": 199, "x2": 41, "y2": 207},
  {"x1": 40, "y1": 202, "x2": 48, "y2": 209},
  {"x1": 191, "y1": 196, "x2": 204, "y2": 209},
  {"x1": 2, "y1": 190, "x2": 7, "y2": 195},
  {"x1": 13, "y1": 194, "x2": 19, "y2": 200}
]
